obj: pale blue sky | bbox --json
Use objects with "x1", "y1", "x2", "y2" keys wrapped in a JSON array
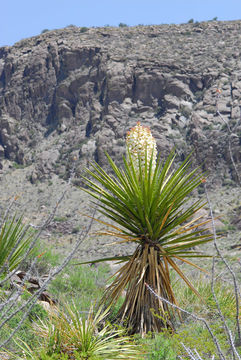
[{"x1": 1, "y1": 0, "x2": 241, "y2": 47}]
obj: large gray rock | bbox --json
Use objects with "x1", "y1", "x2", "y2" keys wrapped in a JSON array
[{"x1": 0, "y1": 20, "x2": 240, "y2": 184}]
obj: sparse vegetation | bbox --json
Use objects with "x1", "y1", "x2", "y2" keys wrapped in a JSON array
[
  {"x1": 79, "y1": 27, "x2": 88, "y2": 33},
  {"x1": 119, "y1": 23, "x2": 128, "y2": 27},
  {"x1": 179, "y1": 105, "x2": 192, "y2": 118},
  {"x1": 12, "y1": 162, "x2": 26, "y2": 169},
  {"x1": 53, "y1": 216, "x2": 68, "y2": 222}
]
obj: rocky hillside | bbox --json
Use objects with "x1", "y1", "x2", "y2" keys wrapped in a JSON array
[{"x1": 0, "y1": 21, "x2": 240, "y2": 259}]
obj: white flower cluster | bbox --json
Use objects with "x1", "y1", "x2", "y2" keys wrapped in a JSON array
[{"x1": 126, "y1": 122, "x2": 157, "y2": 175}]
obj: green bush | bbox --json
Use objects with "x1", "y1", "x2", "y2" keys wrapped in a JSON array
[
  {"x1": 138, "y1": 333, "x2": 177, "y2": 360},
  {"x1": 79, "y1": 27, "x2": 88, "y2": 33},
  {"x1": 119, "y1": 23, "x2": 128, "y2": 27}
]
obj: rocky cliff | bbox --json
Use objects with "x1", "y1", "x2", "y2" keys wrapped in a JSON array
[{"x1": 0, "y1": 21, "x2": 240, "y2": 258}]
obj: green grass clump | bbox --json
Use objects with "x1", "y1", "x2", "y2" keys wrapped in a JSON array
[
  {"x1": 53, "y1": 216, "x2": 68, "y2": 222},
  {"x1": 137, "y1": 333, "x2": 177, "y2": 359},
  {"x1": 49, "y1": 263, "x2": 110, "y2": 311},
  {"x1": 173, "y1": 275, "x2": 237, "y2": 320},
  {"x1": 25, "y1": 240, "x2": 110, "y2": 310},
  {"x1": 162, "y1": 273, "x2": 239, "y2": 359},
  {"x1": 173, "y1": 323, "x2": 222, "y2": 358}
]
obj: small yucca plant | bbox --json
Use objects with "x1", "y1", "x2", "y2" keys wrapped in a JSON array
[
  {"x1": 0, "y1": 216, "x2": 33, "y2": 278},
  {"x1": 80, "y1": 122, "x2": 213, "y2": 334},
  {"x1": 16, "y1": 303, "x2": 141, "y2": 359}
]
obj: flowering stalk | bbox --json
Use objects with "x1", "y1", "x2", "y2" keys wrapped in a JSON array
[{"x1": 126, "y1": 122, "x2": 157, "y2": 175}]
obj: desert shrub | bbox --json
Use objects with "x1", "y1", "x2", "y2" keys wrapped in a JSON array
[
  {"x1": 79, "y1": 27, "x2": 88, "y2": 33},
  {"x1": 119, "y1": 23, "x2": 128, "y2": 27},
  {"x1": 17, "y1": 304, "x2": 141, "y2": 359},
  {"x1": 137, "y1": 333, "x2": 177, "y2": 359}
]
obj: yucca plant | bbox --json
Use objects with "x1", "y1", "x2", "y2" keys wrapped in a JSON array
[
  {"x1": 16, "y1": 303, "x2": 141, "y2": 359},
  {"x1": 80, "y1": 122, "x2": 213, "y2": 334},
  {"x1": 0, "y1": 216, "x2": 33, "y2": 279}
]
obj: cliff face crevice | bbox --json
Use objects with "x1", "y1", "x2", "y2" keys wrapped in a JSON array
[{"x1": 0, "y1": 21, "x2": 240, "y2": 184}]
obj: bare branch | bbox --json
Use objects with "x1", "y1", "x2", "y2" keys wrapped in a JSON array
[
  {"x1": 145, "y1": 282, "x2": 226, "y2": 360},
  {"x1": 0, "y1": 163, "x2": 87, "y2": 349},
  {"x1": 0, "y1": 211, "x2": 93, "y2": 349},
  {"x1": 204, "y1": 182, "x2": 241, "y2": 346},
  {"x1": 216, "y1": 91, "x2": 241, "y2": 186}
]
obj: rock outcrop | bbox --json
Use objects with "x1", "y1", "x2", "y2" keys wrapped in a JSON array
[{"x1": 0, "y1": 21, "x2": 241, "y2": 185}]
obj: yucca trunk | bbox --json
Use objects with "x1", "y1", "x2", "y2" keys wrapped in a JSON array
[{"x1": 103, "y1": 243, "x2": 179, "y2": 334}]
